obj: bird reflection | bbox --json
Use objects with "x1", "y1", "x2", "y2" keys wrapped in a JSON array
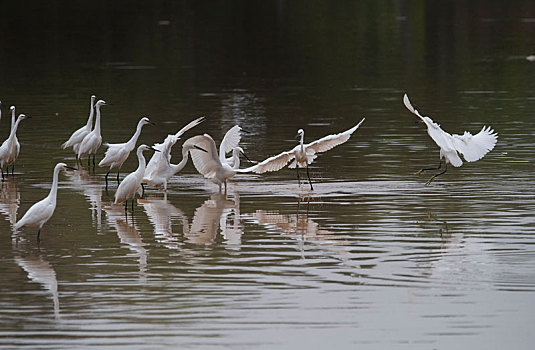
[
  {"x1": 138, "y1": 195, "x2": 188, "y2": 250},
  {"x1": 244, "y1": 197, "x2": 337, "y2": 241},
  {"x1": 103, "y1": 204, "x2": 147, "y2": 280},
  {"x1": 185, "y1": 192, "x2": 241, "y2": 245},
  {"x1": 64, "y1": 167, "x2": 103, "y2": 231},
  {"x1": 0, "y1": 178, "x2": 20, "y2": 225},
  {"x1": 14, "y1": 253, "x2": 60, "y2": 319}
]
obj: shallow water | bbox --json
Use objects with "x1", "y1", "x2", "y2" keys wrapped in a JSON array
[{"x1": 1, "y1": 2, "x2": 535, "y2": 349}]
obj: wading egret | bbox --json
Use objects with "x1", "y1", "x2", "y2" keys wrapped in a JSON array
[
  {"x1": 77, "y1": 99, "x2": 107, "y2": 168},
  {"x1": 7, "y1": 106, "x2": 20, "y2": 175},
  {"x1": 99, "y1": 116, "x2": 154, "y2": 184},
  {"x1": 114, "y1": 144, "x2": 158, "y2": 212},
  {"x1": 0, "y1": 114, "x2": 31, "y2": 179},
  {"x1": 183, "y1": 128, "x2": 254, "y2": 193},
  {"x1": 240, "y1": 118, "x2": 366, "y2": 190},
  {"x1": 143, "y1": 117, "x2": 205, "y2": 190},
  {"x1": 14, "y1": 163, "x2": 76, "y2": 241},
  {"x1": 403, "y1": 94, "x2": 498, "y2": 185},
  {"x1": 61, "y1": 95, "x2": 96, "y2": 156}
]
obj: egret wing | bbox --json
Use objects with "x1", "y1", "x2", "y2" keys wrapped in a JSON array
[
  {"x1": 238, "y1": 150, "x2": 295, "y2": 174},
  {"x1": 305, "y1": 118, "x2": 365, "y2": 154},
  {"x1": 452, "y1": 126, "x2": 498, "y2": 162},
  {"x1": 219, "y1": 125, "x2": 242, "y2": 162},
  {"x1": 183, "y1": 134, "x2": 220, "y2": 177},
  {"x1": 174, "y1": 116, "x2": 205, "y2": 139}
]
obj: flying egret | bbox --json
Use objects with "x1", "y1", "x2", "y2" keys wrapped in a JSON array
[
  {"x1": 62, "y1": 95, "x2": 96, "y2": 158},
  {"x1": 183, "y1": 128, "x2": 255, "y2": 193},
  {"x1": 403, "y1": 94, "x2": 498, "y2": 185},
  {"x1": 77, "y1": 99, "x2": 107, "y2": 168},
  {"x1": 99, "y1": 116, "x2": 154, "y2": 184},
  {"x1": 0, "y1": 114, "x2": 31, "y2": 179},
  {"x1": 114, "y1": 144, "x2": 158, "y2": 212},
  {"x1": 14, "y1": 163, "x2": 76, "y2": 241},
  {"x1": 239, "y1": 118, "x2": 366, "y2": 190},
  {"x1": 143, "y1": 116, "x2": 205, "y2": 190}
]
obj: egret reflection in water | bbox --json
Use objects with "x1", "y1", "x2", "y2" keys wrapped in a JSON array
[
  {"x1": 0, "y1": 178, "x2": 20, "y2": 225},
  {"x1": 64, "y1": 168, "x2": 103, "y2": 231},
  {"x1": 103, "y1": 203, "x2": 147, "y2": 280},
  {"x1": 14, "y1": 253, "x2": 60, "y2": 319}
]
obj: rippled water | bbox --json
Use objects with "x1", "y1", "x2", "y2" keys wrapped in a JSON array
[{"x1": 1, "y1": 2, "x2": 535, "y2": 349}]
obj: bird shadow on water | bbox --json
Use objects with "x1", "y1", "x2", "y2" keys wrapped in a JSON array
[
  {"x1": 0, "y1": 177, "x2": 20, "y2": 226},
  {"x1": 11, "y1": 241, "x2": 61, "y2": 320}
]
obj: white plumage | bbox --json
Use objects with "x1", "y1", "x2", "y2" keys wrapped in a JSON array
[
  {"x1": 77, "y1": 99, "x2": 107, "y2": 167},
  {"x1": 14, "y1": 163, "x2": 72, "y2": 241},
  {"x1": 184, "y1": 128, "x2": 254, "y2": 192},
  {"x1": 114, "y1": 144, "x2": 158, "y2": 210},
  {"x1": 143, "y1": 117, "x2": 204, "y2": 190},
  {"x1": 240, "y1": 118, "x2": 366, "y2": 190},
  {"x1": 0, "y1": 114, "x2": 31, "y2": 178},
  {"x1": 8, "y1": 106, "x2": 20, "y2": 172},
  {"x1": 403, "y1": 93, "x2": 498, "y2": 184},
  {"x1": 62, "y1": 95, "x2": 96, "y2": 156},
  {"x1": 99, "y1": 116, "x2": 154, "y2": 182}
]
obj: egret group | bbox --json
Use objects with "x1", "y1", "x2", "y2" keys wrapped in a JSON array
[{"x1": 3, "y1": 93, "x2": 498, "y2": 241}]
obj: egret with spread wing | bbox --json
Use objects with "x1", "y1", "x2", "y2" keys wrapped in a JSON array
[
  {"x1": 241, "y1": 118, "x2": 365, "y2": 190},
  {"x1": 183, "y1": 126, "x2": 254, "y2": 193},
  {"x1": 403, "y1": 94, "x2": 498, "y2": 185},
  {"x1": 143, "y1": 116, "x2": 205, "y2": 190},
  {"x1": 99, "y1": 116, "x2": 154, "y2": 185}
]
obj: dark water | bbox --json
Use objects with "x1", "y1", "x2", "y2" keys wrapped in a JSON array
[{"x1": 1, "y1": 2, "x2": 535, "y2": 349}]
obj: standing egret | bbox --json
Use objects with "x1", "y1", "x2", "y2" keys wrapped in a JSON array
[
  {"x1": 8, "y1": 106, "x2": 20, "y2": 175},
  {"x1": 240, "y1": 118, "x2": 366, "y2": 190},
  {"x1": 14, "y1": 163, "x2": 76, "y2": 241},
  {"x1": 114, "y1": 144, "x2": 158, "y2": 212},
  {"x1": 183, "y1": 128, "x2": 255, "y2": 193},
  {"x1": 403, "y1": 94, "x2": 498, "y2": 185},
  {"x1": 61, "y1": 95, "x2": 96, "y2": 157},
  {"x1": 77, "y1": 99, "x2": 107, "y2": 168},
  {"x1": 0, "y1": 114, "x2": 31, "y2": 179},
  {"x1": 99, "y1": 116, "x2": 154, "y2": 184},
  {"x1": 143, "y1": 116, "x2": 205, "y2": 190}
]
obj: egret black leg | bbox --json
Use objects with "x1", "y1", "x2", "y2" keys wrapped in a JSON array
[
  {"x1": 37, "y1": 229, "x2": 41, "y2": 242},
  {"x1": 306, "y1": 163, "x2": 313, "y2": 191},
  {"x1": 426, "y1": 163, "x2": 448, "y2": 186},
  {"x1": 116, "y1": 171, "x2": 120, "y2": 183},
  {"x1": 296, "y1": 164, "x2": 301, "y2": 186},
  {"x1": 11, "y1": 164, "x2": 15, "y2": 175},
  {"x1": 92, "y1": 155, "x2": 96, "y2": 168},
  {"x1": 416, "y1": 160, "x2": 442, "y2": 175},
  {"x1": 131, "y1": 199, "x2": 135, "y2": 212},
  {"x1": 105, "y1": 171, "x2": 110, "y2": 185},
  {"x1": 124, "y1": 200, "x2": 128, "y2": 213},
  {"x1": 141, "y1": 183, "x2": 145, "y2": 197},
  {"x1": 1, "y1": 167, "x2": 4, "y2": 180}
]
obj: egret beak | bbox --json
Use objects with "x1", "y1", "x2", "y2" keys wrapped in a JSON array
[
  {"x1": 150, "y1": 147, "x2": 161, "y2": 152},
  {"x1": 193, "y1": 145, "x2": 208, "y2": 153},
  {"x1": 240, "y1": 151, "x2": 257, "y2": 164},
  {"x1": 241, "y1": 128, "x2": 251, "y2": 134},
  {"x1": 26, "y1": 115, "x2": 32, "y2": 119},
  {"x1": 65, "y1": 166, "x2": 78, "y2": 171},
  {"x1": 150, "y1": 121, "x2": 156, "y2": 125}
]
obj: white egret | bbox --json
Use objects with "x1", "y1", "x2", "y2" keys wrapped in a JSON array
[
  {"x1": 219, "y1": 125, "x2": 242, "y2": 166},
  {"x1": 77, "y1": 99, "x2": 107, "y2": 168},
  {"x1": 183, "y1": 128, "x2": 255, "y2": 193},
  {"x1": 114, "y1": 144, "x2": 158, "y2": 212},
  {"x1": 14, "y1": 163, "x2": 76, "y2": 241},
  {"x1": 240, "y1": 118, "x2": 366, "y2": 190},
  {"x1": 143, "y1": 117, "x2": 205, "y2": 190},
  {"x1": 61, "y1": 95, "x2": 96, "y2": 157},
  {"x1": 0, "y1": 114, "x2": 31, "y2": 179},
  {"x1": 7, "y1": 106, "x2": 20, "y2": 175},
  {"x1": 403, "y1": 94, "x2": 498, "y2": 185},
  {"x1": 99, "y1": 116, "x2": 154, "y2": 184}
]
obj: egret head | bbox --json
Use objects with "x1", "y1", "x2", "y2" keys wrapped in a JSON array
[
  {"x1": 139, "y1": 144, "x2": 159, "y2": 153},
  {"x1": 296, "y1": 129, "x2": 304, "y2": 139},
  {"x1": 18, "y1": 114, "x2": 31, "y2": 120},
  {"x1": 56, "y1": 162, "x2": 78, "y2": 171},
  {"x1": 95, "y1": 100, "x2": 107, "y2": 107},
  {"x1": 140, "y1": 116, "x2": 155, "y2": 126},
  {"x1": 10, "y1": 106, "x2": 15, "y2": 112},
  {"x1": 234, "y1": 146, "x2": 255, "y2": 163}
]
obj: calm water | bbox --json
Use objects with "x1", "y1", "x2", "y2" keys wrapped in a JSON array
[{"x1": 1, "y1": 2, "x2": 535, "y2": 349}]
